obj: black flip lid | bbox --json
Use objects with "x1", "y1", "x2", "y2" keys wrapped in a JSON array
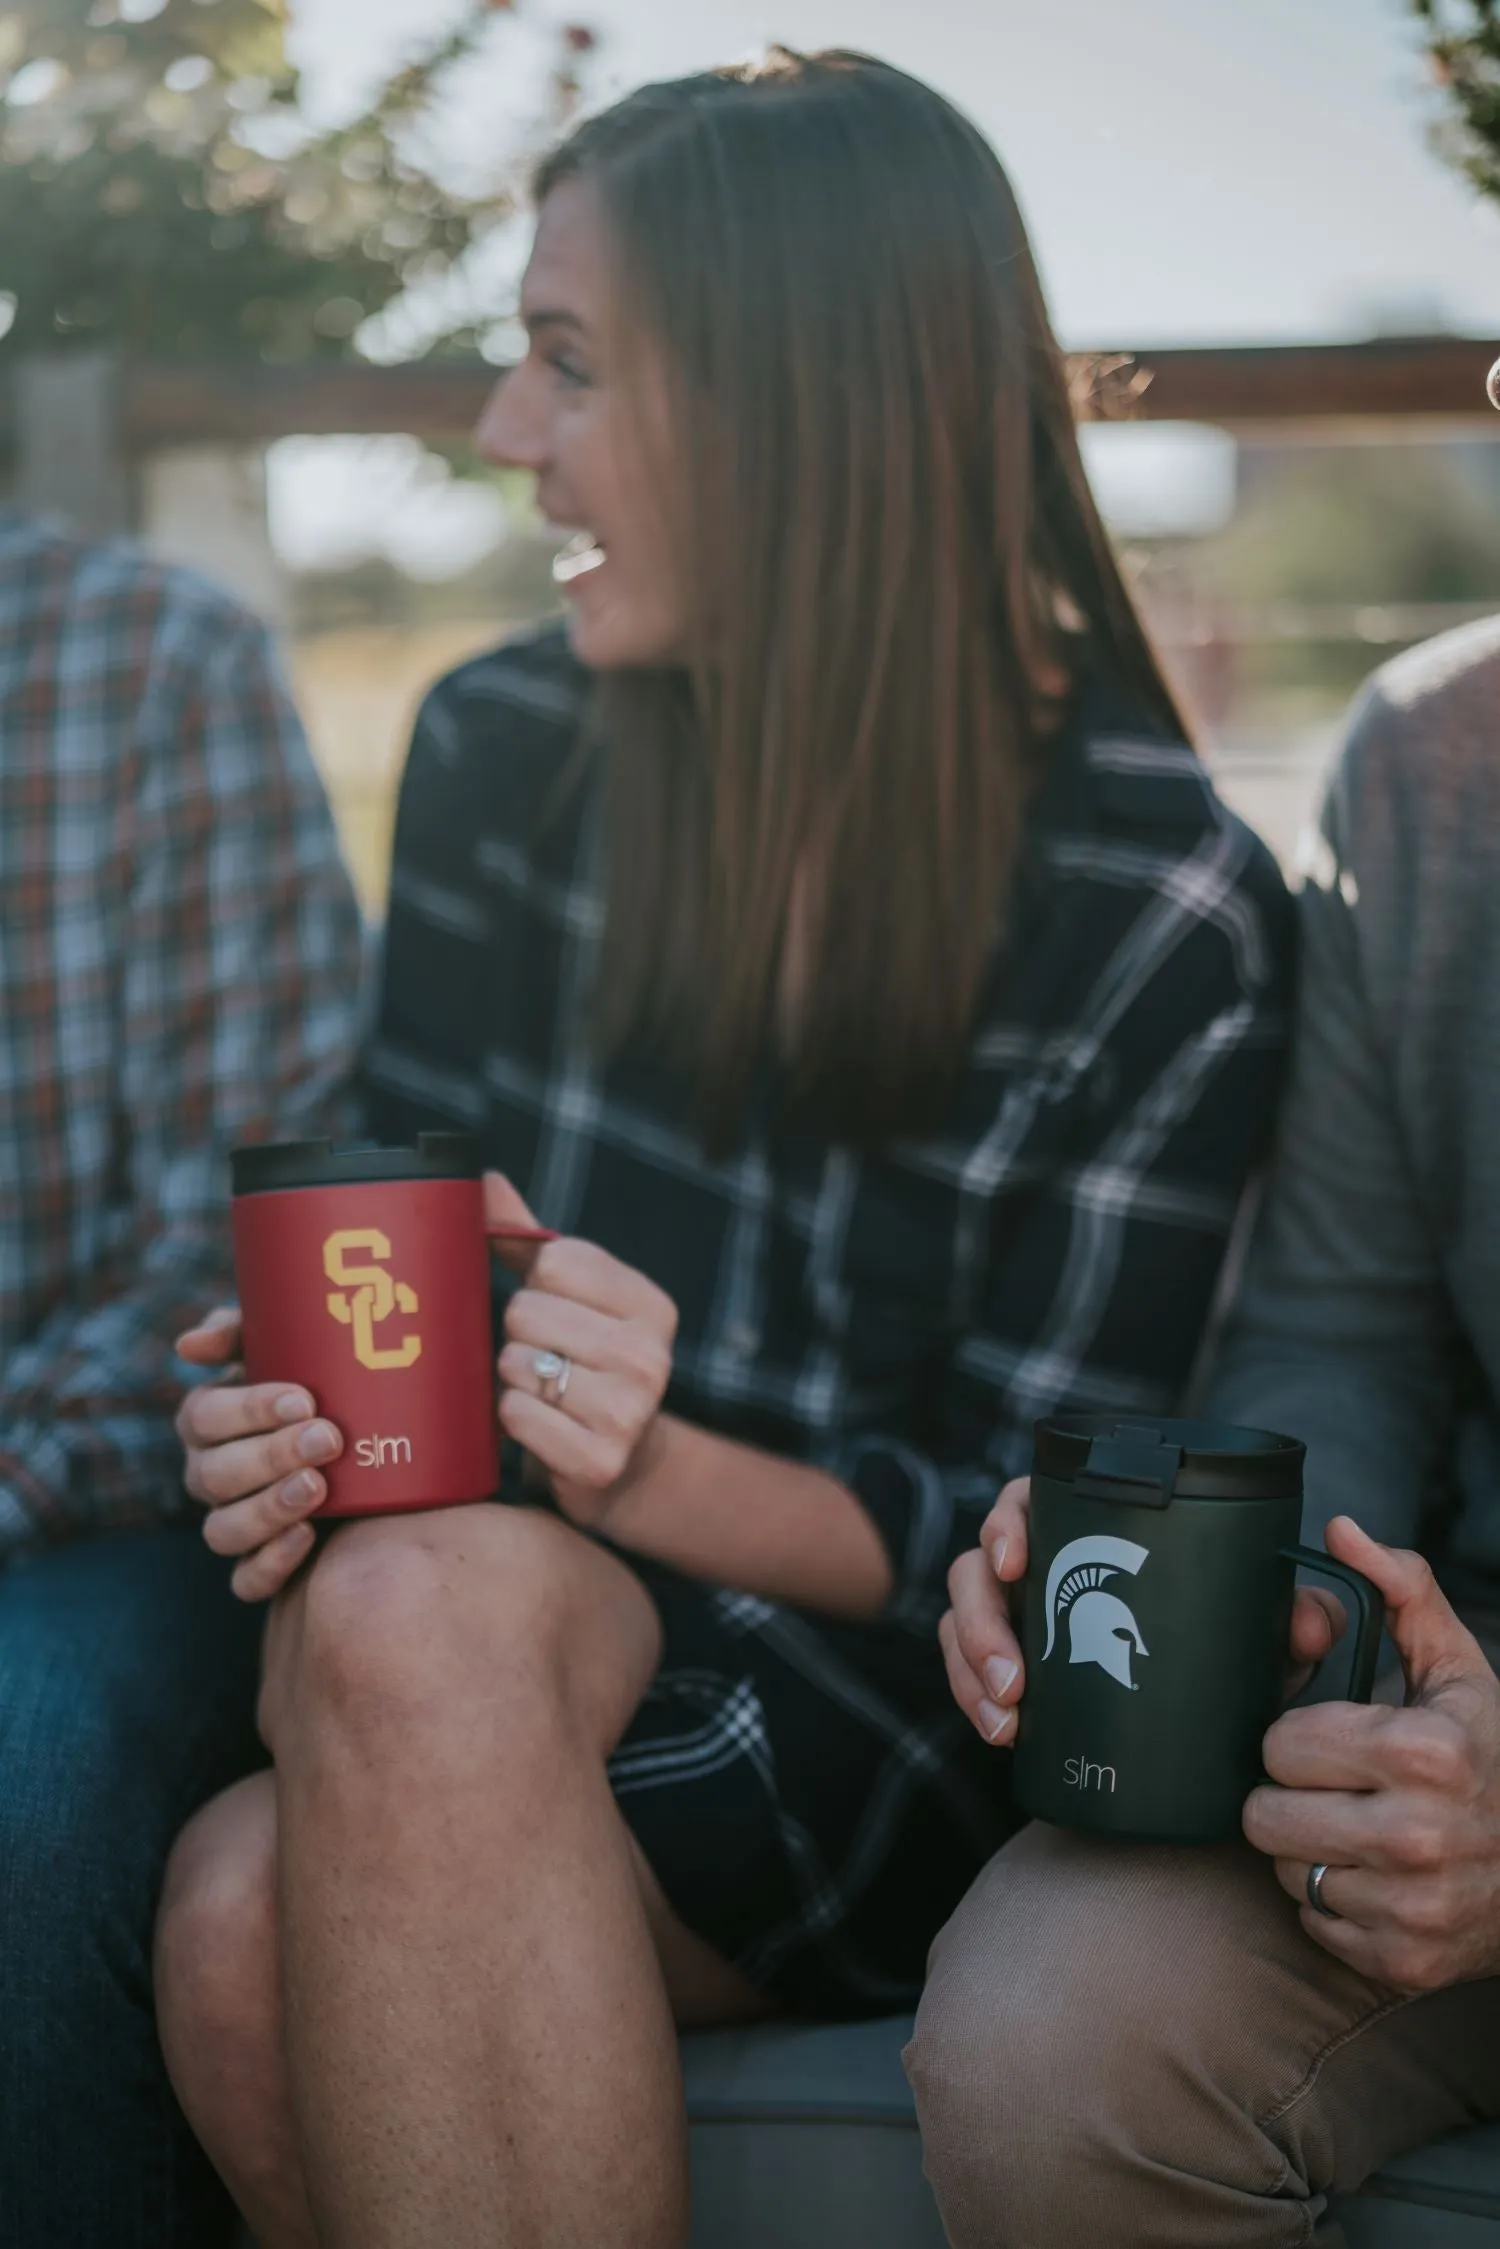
[
  {"x1": 231, "y1": 1134, "x2": 482, "y2": 1197},
  {"x1": 1033, "y1": 1414, "x2": 1305, "y2": 1507}
]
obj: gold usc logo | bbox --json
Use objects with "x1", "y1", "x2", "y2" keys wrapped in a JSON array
[{"x1": 323, "y1": 1229, "x2": 422, "y2": 1372}]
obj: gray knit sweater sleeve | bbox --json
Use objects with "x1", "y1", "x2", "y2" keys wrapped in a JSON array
[{"x1": 1205, "y1": 676, "x2": 1458, "y2": 1548}]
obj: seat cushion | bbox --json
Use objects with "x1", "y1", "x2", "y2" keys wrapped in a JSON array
[
  {"x1": 1335, "y1": 2124, "x2": 1500, "y2": 2247},
  {"x1": 682, "y1": 2016, "x2": 946, "y2": 2249},
  {"x1": 682, "y1": 2017, "x2": 1500, "y2": 2249},
  {"x1": 683, "y1": 2014, "x2": 921, "y2": 2127}
]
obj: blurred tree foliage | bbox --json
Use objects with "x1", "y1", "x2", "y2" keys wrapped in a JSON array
[
  {"x1": 1202, "y1": 443, "x2": 1500, "y2": 608},
  {"x1": 1413, "y1": 0, "x2": 1500, "y2": 203},
  {"x1": 0, "y1": 0, "x2": 587, "y2": 363}
]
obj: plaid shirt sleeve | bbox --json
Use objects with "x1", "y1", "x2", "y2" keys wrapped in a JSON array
[
  {"x1": 822, "y1": 809, "x2": 1296, "y2": 1634},
  {"x1": 0, "y1": 601, "x2": 363, "y2": 1558}
]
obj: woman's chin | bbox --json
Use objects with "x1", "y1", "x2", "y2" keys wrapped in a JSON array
[{"x1": 562, "y1": 601, "x2": 684, "y2": 672}]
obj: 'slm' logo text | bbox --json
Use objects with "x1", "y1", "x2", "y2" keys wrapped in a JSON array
[
  {"x1": 324, "y1": 1229, "x2": 422, "y2": 1371},
  {"x1": 1064, "y1": 1753, "x2": 1117, "y2": 1793},
  {"x1": 355, "y1": 1434, "x2": 413, "y2": 1468}
]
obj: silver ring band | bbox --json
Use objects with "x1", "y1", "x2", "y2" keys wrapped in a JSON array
[
  {"x1": 532, "y1": 1349, "x2": 572, "y2": 1407},
  {"x1": 1306, "y1": 1862, "x2": 1340, "y2": 1919}
]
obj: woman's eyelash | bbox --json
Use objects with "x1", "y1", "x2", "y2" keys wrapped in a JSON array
[{"x1": 547, "y1": 352, "x2": 591, "y2": 389}]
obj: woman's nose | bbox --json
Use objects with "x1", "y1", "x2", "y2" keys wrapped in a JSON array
[{"x1": 474, "y1": 370, "x2": 547, "y2": 472}]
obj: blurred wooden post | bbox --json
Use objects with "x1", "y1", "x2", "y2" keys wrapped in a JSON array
[
  {"x1": 140, "y1": 445, "x2": 285, "y2": 628},
  {"x1": 13, "y1": 352, "x2": 131, "y2": 536}
]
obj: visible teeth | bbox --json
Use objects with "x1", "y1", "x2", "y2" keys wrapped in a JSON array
[{"x1": 552, "y1": 532, "x2": 606, "y2": 585}]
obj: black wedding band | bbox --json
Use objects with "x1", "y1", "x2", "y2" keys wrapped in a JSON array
[{"x1": 1306, "y1": 1862, "x2": 1340, "y2": 1919}]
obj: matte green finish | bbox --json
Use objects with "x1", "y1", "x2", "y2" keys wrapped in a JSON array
[{"x1": 1013, "y1": 1428, "x2": 1383, "y2": 1845}]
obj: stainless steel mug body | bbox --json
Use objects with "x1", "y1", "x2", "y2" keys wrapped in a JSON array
[{"x1": 1012, "y1": 1417, "x2": 1383, "y2": 1844}]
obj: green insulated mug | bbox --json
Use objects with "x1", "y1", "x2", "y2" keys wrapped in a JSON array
[{"x1": 1012, "y1": 1416, "x2": 1386, "y2": 1844}]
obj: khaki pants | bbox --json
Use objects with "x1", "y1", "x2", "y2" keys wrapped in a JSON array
[{"x1": 905, "y1": 1823, "x2": 1500, "y2": 2247}]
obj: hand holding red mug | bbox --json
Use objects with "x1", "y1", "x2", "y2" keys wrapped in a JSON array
[
  {"x1": 174, "y1": 1309, "x2": 334, "y2": 1603},
  {"x1": 176, "y1": 1173, "x2": 678, "y2": 1599},
  {"x1": 487, "y1": 1174, "x2": 678, "y2": 1529}
]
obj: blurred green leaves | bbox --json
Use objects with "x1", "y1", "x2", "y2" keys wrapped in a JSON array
[
  {"x1": 1413, "y1": 0, "x2": 1500, "y2": 206},
  {"x1": 0, "y1": 0, "x2": 530, "y2": 362}
]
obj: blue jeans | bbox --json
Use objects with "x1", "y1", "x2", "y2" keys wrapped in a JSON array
[{"x1": 0, "y1": 1521, "x2": 266, "y2": 2247}]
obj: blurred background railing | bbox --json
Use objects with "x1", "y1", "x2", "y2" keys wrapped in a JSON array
[
  {"x1": 10, "y1": 342, "x2": 1500, "y2": 915},
  {"x1": 4, "y1": 0, "x2": 1499, "y2": 912}
]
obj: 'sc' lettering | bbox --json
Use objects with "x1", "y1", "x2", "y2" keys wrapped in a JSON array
[{"x1": 323, "y1": 1228, "x2": 422, "y2": 1371}]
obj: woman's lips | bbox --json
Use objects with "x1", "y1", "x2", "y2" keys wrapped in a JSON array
[{"x1": 552, "y1": 531, "x2": 607, "y2": 586}]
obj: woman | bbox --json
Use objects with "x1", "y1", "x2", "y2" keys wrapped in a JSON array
[{"x1": 159, "y1": 48, "x2": 1293, "y2": 2247}]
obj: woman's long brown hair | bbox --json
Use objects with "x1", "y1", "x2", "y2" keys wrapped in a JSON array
[{"x1": 537, "y1": 50, "x2": 1188, "y2": 1153}]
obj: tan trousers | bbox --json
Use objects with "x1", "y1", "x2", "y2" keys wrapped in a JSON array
[{"x1": 905, "y1": 1822, "x2": 1500, "y2": 2248}]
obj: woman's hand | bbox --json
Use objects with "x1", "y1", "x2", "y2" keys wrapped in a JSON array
[
  {"x1": 940, "y1": 1478, "x2": 1032, "y2": 1746},
  {"x1": 941, "y1": 1477, "x2": 1349, "y2": 1750},
  {"x1": 174, "y1": 1309, "x2": 340, "y2": 1602},
  {"x1": 489, "y1": 1174, "x2": 677, "y2": 1529},
  {"x1": 1245, "y1": 1517, "x2": 1500, "y2": 1992}
]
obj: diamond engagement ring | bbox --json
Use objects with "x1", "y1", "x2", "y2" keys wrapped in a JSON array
[
  {"x1": 532, "y1": 1349, "x2": 573, "y2": 1406},
  {"x1": 1306, "y1": 1862, "x2": 1340, "y2": 1919}
]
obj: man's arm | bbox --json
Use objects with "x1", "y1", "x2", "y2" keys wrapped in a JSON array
[
  {"x1": 0, "y1": 607, "x2": 363, "y2": 1558},
  {"x1": 1206, "y1": 717, "x2": 1451, "y2": 1548}
]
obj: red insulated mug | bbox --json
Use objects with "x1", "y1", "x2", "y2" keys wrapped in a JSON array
[{"x1": 230, "y1": 1134, "x2": 500, "y2": 1518}]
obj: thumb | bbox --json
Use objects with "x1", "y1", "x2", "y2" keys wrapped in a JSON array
[
  {"x1": 173, "y1": 1304, "x2": 242, "y2": 1363},
  {"x1": 482, "y1": 1171, "x2": 550, "y2": 1276},
  {"x1": 483, "y1": 1171, "x2": 537, "y2": 1229},
  {"x1": 1325, "y1": 1514, "x2": 1490, "y2": 1704}
]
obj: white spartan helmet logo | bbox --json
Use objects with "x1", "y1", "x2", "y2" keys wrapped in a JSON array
[{"x1": 1043, "y1": 1535, "x2": 1150, "y2": 1691}]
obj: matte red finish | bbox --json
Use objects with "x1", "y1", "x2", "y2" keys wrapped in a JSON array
[{"x1": 232, "y1": 1177, "x2": 499, "y2": 1517}]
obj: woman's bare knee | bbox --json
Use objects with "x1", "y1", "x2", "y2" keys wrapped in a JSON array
[
  {"x1": 156, "y1": 1771, "x2": 281, "y2": 2132},
  {"x1": 264, "y1": 1503, "x2": 661, "y2": 1759}
]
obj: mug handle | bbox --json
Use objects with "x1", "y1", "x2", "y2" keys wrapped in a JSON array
[{"x1": 1279, "y1": 1544, "x2": 1387, "y2": 1704}]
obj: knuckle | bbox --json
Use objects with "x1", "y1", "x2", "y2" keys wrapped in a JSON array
[
  {"x1": 1388, "y1": 1820, "x2": 1448, "y2": 1874},
  {"x1": 275, "y1": 1427, "x2": 314, "y2": 1478},
  {"x1": 1395, "y1": 1881, "x2": 1457, "y2": 1940},
  {"x1": 948, "y1": 1547, "x2": 984, "y2": 1603},
  {"x1": 1386, "y1": 1714, "x2": 1468, "y2": 1792},
  {"x1": 639, "y1": 1336, "x2": 672, "y2": 1391},
  {"x1": 177, "y1": 1390, "x2": 213, "y2": 1447},
  {"x1": 200, "y1": 1508, "x2": 231, "y2": 1554},
  {"x1": 1241, "y1": 1788, "x2": 1281, "y2": 1851},
  {"x1": 195, "y1": 1450, "x2": 237, "y2": 1505},
  {"x1": 1386, "y1": 1939, "x2": 1445, "y2": 1993},
  {"x1": 599, "y1": 1392, "x2": 638, "y2": 1445},
  {"x1": 533, "y1": 1243, "x2": 567, "y2": 1290}
]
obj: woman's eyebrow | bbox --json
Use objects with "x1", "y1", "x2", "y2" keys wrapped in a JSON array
[{"x1": 523, "y1": 308, "x2": 588, "y2": 337}]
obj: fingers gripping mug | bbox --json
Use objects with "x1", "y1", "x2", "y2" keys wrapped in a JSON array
[
  {"x1": 230, "y1": 1135, "x2": 500, "y2": 1518},
  {"x1": 1012, "y1": 1416, "x2": 1386, "y2": 1844}
]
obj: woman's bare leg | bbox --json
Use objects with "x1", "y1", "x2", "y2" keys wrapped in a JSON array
[
  {"x1": 157, "y1": 1506, "x2": 771, "y2": 2248},
  {"x1": 156, "y1": 1773, "x2": 314, "y2": 2249},
  {"x1": 157, "y1": 1777, "x2": 770, "y2": 2246}
]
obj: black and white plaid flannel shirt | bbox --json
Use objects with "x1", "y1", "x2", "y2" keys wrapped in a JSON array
[{"x1": 364, "y1": 622, "x2": 1295, "y2": 1634}]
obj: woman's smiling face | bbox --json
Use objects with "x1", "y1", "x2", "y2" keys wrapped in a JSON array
[{"x1": 476, "y1": 177, "x2": 689, "y2": 671}]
